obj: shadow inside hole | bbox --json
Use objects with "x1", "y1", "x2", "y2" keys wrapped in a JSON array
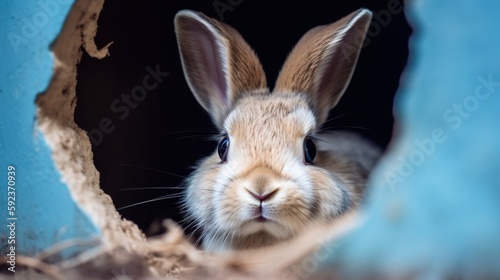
[{"x1": 74, "y1": 0, "x2": 411, "y2": 238}]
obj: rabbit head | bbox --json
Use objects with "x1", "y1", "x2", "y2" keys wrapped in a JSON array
[{"x1": 174, "y1": 8, "x2": 372, "y2": 252}]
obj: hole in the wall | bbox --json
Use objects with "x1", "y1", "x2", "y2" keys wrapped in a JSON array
[
  {"x1": 74, "y1": 0, "x2": 411, "y2": 237},
  {"x1": 34, "y1": 0, "x2": 149, "y2": 261}
]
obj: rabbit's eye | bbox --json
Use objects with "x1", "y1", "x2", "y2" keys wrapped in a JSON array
[
  {"x1": 218, "y1": 136, "x2": 230, "y2": 162},
  {"x1": 303, "y1": 137, "x2": 317, "y2": 164}
]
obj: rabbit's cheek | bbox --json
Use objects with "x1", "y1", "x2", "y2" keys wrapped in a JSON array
[{"x1": 308, "y1": 167, "x2": 353, "y2": 219}]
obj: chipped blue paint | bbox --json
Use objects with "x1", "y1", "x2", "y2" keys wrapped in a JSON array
[
  {"x1": 0, "y1": 1, "x2": 99, "y2": 257},
  {"x1": 321, "y1": 0, "x2": 500, "y2": 278}
]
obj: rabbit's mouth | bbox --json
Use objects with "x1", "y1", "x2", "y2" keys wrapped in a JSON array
[
  {"x1": 239, "y1": 215, "x2": 292, "y2": 239},
  {"x1": 250, "y1": 212, "x2": 271, "y2": 224},
  {"x1": 251, "y1": 203, "x2": 272, "y2": 222},
  {"x1": 245, "y1": 215, "x2": 279, "y2": 226},
  {"x1": 255, "y1": 216, "x2": 268, "y2": 223},
  {"x1": 246, "y1": 204, "x2": 282, "y2": 225}
]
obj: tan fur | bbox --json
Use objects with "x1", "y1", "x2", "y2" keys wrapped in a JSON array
[{"x1": 175, "y1": 9, "x2": 379, "y2": 253}]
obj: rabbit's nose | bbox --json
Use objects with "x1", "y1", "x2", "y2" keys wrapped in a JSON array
[{"x1": 247, "y1": 188, "x2": 279, "y2": 202}]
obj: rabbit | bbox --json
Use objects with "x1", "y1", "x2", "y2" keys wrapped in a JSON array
[{"x1": 174, "y1": 8, "x2": 381, "y2": 253}]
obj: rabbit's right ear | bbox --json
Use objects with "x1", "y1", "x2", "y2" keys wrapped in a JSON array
[{"x1": 174, "y1": 10, "x2": 268, "y2": 126}]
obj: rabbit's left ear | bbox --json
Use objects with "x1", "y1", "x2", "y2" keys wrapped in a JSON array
[
  {"x1": 274, "y1": 9, "x2": 372, "y2": 125},
  {"x1": 175, "y1": 10, "x2": 268, "y2": 127}
]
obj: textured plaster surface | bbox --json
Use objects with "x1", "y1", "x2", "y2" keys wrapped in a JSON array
[{"x1": 0, "y1": 0, "x2": 148, "y2": 259}]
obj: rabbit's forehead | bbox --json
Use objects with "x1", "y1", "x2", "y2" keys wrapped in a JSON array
[{"x1": 224, "y1": 95, "x2": 317, "y2": 140}]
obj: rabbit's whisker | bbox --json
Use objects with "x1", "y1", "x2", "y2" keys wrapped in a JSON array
[{"x1": 118, "y1": 194, "x2": 184, "y2": 210}]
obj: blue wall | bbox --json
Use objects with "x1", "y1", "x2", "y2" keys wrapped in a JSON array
[{"x1": 0, "y1": 0, "x2": 99, "y2": 257}]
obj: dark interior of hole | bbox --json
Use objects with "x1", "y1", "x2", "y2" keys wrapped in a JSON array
[{"x1": 74, "y1": 0, "x2": 411, "y2": 237}]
